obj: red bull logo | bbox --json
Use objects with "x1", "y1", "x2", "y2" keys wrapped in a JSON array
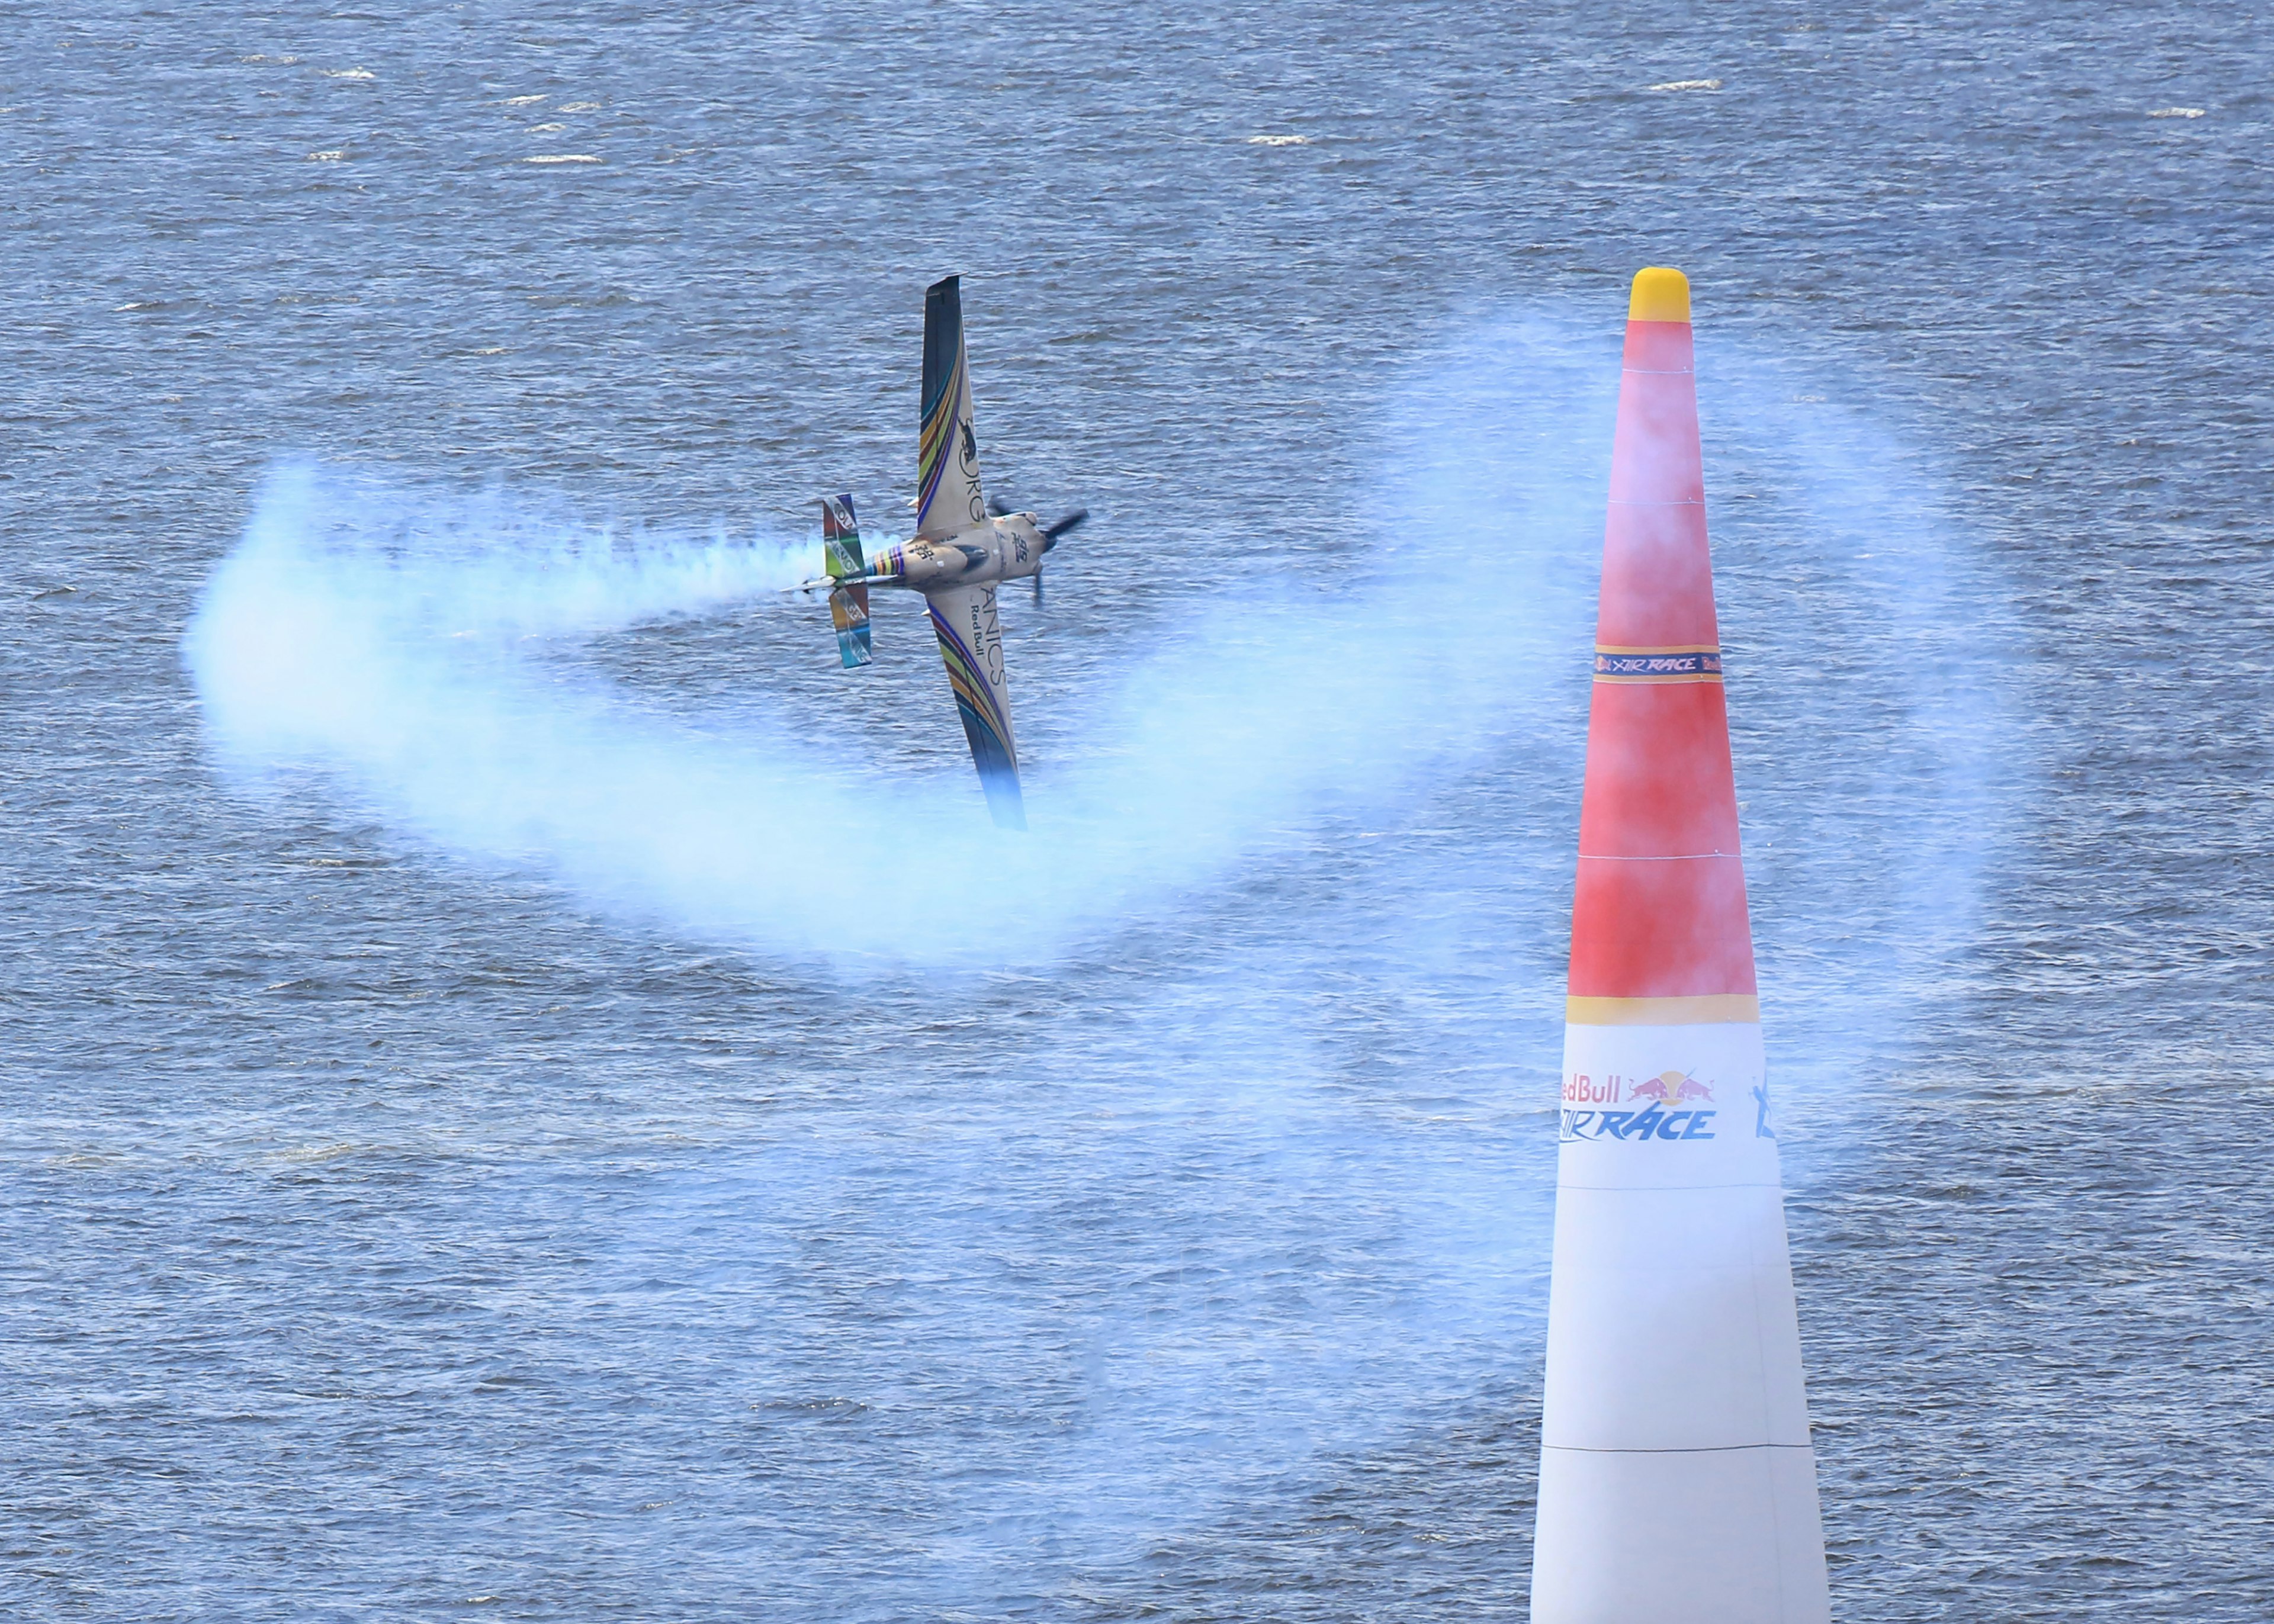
[
  {"x1": 1628, "y1": 1070, "x2": 1714, "y2": 1105},
  {"x1": 1557, "y1": 1070, "x2": 1712, "y2": 1105},
  {"x1": 1557, "y1": 1070, "x2": 1720, "y2": 1143}
]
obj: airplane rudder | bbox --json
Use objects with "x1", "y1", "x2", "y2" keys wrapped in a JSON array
[{"x1": 821, "y1": 493, "x2": 866, "y2": 578}]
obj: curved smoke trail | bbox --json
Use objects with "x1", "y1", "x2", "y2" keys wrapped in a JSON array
[
  {"x1": 180, "y1": 311, "x2": 2018, "y2": 1594},
  {"x1": 184, "y1": 313, "x2": 2009, "y2": 989}
]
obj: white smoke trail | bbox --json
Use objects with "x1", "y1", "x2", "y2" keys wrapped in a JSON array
[
  {"x1": 184, "y1": 332, "x2": 1607, "y2": 969},
  {"x1": 184, "y1": 313, "x2": 2007, "y2": 986},
  {"x1": 179, "y1": 311, "x2": 2018, "y2": 1598}
]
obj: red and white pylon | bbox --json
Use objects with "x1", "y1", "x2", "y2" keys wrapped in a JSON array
[{"x1": 1528, "y1": 268, "x2": 1831, "y2": 1624}]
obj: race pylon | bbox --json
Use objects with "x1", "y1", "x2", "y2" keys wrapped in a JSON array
[{"x1": 1528, "y1": 268, "x2": 1831, "y2": 1623}]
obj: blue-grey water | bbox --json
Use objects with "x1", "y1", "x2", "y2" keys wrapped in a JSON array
[{"x1": 6, "y1": 3, "x2": 2271, "y2": 1619}]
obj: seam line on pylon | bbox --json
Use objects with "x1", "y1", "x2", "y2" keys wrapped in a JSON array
[
  {"x1": 1552, "y1": 1182, "x2": 1785, "y2": 1193},
  {"x1": 1541, "y1": 1442, "x2": 1812, "y2": 1455},
  {"x1": 1620, "y1": 367, "x2": 1694, "y2": 376},
  {"x1": 1576, "y1": 853, "x2": 1732, "y2": 861}
]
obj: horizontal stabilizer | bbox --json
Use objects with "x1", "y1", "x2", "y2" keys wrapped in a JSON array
[
  {"x1": 830, "y1": 585, "x2": 872, "y2": 668},
  {"x1": 821, "y1": 494, "x2": 872, "y2": 668}
]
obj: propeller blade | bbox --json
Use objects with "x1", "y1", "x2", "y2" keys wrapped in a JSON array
[
  {"x1": 985, "y1": 498, "x2": 1010, "y2": 517},
  {"x1": 1041, "y1": 509, "x2": 1088, "y2": 549},
  {"x1": 1033, "y1": 566, "x2": 1044, "y2": 603}
]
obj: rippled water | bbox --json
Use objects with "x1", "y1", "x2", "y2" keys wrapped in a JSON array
[{"x1": 6, "y1": 4, "x2": 2271, "y2": 1619}]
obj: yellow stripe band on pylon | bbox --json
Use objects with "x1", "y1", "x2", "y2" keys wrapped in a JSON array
[{"x1": 1565, "y1": 994, "x2": 1761, "y2": 1026}]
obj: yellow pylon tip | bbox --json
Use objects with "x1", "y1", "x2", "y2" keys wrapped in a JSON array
[{"x1": 1628, "y1": 266, "x2": 1691, "y2": 323}]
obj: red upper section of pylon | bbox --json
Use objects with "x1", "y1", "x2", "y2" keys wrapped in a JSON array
[{"x1": 1568, "y1": 294, "x2": 1758, "y2": 1001}]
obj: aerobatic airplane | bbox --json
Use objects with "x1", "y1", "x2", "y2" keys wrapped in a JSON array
[{"x1": 797, "y1": 276, "x2": 1085, "y2": 831}]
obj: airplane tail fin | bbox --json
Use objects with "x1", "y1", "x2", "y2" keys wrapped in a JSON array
[{"x1": 821, "y1": 494, "x2": 873, "y2": 669}]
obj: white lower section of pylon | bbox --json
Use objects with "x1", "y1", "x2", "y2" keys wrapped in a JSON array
[
  {"x1": 1541, "y1": 1181, "x2": 1812, "y2": 1450},
  {"x1": 1533, "y1": 1444, "x2": 1828, "y2": 1623},
  {"x1": 1530, "y1": 1021, "x2": 1830, "y2": 1623}
]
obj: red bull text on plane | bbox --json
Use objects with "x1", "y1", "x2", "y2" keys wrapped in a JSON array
[{"x1": 1528, "y1": 269, "x2": 1832, "y2": 1624}]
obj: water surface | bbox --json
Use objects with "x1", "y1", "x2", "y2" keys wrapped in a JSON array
[{"x1": 4, "y1": 3, "x2": 2270, "y2": 1619}]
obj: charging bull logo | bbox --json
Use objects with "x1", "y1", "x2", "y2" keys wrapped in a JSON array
[
  {"x1": 1558, "y1": 1070, "x2": 1720, "y2": 1143},
  {"x1": 1629, "y1": 1071, "x2": 1713, "y2": 1106}
]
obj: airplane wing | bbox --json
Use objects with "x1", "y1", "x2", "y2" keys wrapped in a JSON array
[
  {"x1": 916, "y1": 275, "x2": 987, "y2": 542},
  {"x1": 924, "y1": 581, "x2": 1024, "y2": 829}
]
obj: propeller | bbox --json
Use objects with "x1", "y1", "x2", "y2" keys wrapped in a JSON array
[
  {"x1": 988, "y1": 500, "x2": 1089, "y2": 600},
  {"x1": 1037, "y1": 510, "x2": 1087, "y2": 599}
]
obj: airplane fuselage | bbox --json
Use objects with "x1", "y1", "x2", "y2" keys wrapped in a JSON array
[{"x1": 858, "y1": 513, "x2": 1049, "y2": 593}]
